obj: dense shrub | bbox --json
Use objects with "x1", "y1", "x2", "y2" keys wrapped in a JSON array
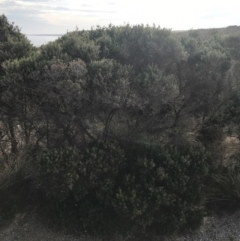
[
  {"x1": 37, "y1": 141, "x2": 125, "y2": 202},
  {"x1": 36, "y1": 141, "x2": 126, "y2": 232},
  {"x1": 36, "y1": 141, "x2": 211, "y2": 234},
  {"x1": 111, "y1": 143, "x2": 210, "y2": 234}
]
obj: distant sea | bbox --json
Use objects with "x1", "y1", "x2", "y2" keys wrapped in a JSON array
[{"x1": 27, "y1": 34, "x2": 63, "y2": 47}]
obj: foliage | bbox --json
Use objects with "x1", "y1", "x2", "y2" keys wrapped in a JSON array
[
  {"x1": 112, "y1": 143, "x2": 210, "y2": 234},
  {"x1": 36, "y1": 141, "x2": 125, "y2": 232},
  {"x1": 37, "y1": 141, "x2": 125, "y2": 202},
  {"x1": 0, "y1": 14, "x2": 33, "y2": 73},
  {"x1": 36, "y1": 142, "x2": 210, "y2": 234},
  {"x1": 1, "y1": 14, "x2": 240, "y2": 235},
  {"x1": 57, "y1": 32, "x2": 100, "y2": 62}
]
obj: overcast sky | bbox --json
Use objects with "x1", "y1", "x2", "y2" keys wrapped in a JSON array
[{"x1": 1, "y1": 0, "x2": 240, "y2": 35}]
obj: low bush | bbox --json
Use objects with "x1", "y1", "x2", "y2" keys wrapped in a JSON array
[
  {"x1": 37, "y1": 141, "x2": 125, "y2": 202},
  {"x1": 36, "y1": 141, "x2": 125, "y2": 232},
  {"x1": 112, "y1": 143, "x2": 210, "y2": 234},
  {"x1": 36, "y1": 141, "x2": 211, "y2": 235}
]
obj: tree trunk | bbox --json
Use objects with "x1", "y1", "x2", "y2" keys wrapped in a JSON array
[{"x1": 8, "y1": 117, "x2": 18, "y2": 154}]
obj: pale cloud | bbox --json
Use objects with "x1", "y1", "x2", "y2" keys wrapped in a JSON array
[{"x1": 1, "y1": 0, "x2": 240, "y2": 35}]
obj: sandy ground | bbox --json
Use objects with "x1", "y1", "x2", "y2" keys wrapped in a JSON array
[{"x1": 1, "y1": 212, "x2": 240, "y2": 241}]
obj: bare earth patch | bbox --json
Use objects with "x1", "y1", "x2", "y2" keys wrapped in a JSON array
[{"x1": 163, "y1": 213, "x2": 240, "y2": 241}]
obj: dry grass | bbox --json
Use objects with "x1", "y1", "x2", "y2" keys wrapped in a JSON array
[
  {"x1": 0, "y1": 153, "x2": 25, "y2": 191},
  {"x1": 220, "y1": 136, "x2": 240, "y2": 167}
]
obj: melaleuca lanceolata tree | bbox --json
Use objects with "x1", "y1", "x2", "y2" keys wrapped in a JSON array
[{"x1": 0, "y1": 14, "x2": 35, "y2": 154}]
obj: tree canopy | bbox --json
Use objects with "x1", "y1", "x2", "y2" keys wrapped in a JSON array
[{"x1": 1, "y1": 14, "x2": 239, "y2": 153}]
